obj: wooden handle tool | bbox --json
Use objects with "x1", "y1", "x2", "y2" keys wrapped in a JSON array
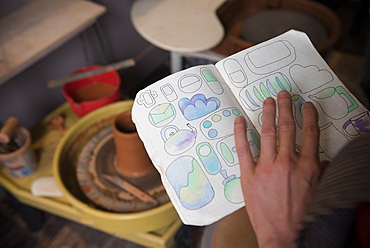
[{"x1": 0, "y1": 117, "x2": 20, "y2": 144}]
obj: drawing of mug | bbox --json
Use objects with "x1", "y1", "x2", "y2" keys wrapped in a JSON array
[
  {"x1": 342, "y1": 111, "x2": 370, "y2": 137},
  {"x1": 308, "y1": 86, "x2": 358, "y2": 120}
]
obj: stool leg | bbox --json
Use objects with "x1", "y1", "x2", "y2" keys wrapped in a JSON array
[{"x1": 170, "y1": 52, "x2": 183, "y2": 73}]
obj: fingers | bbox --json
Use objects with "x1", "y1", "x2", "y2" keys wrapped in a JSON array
[
  {"x1": 300, "y1": 102, "x2": 320, "y2": 159},
  {"x1": 260, "y1": 97, "x2": 277, "y2": 159},
  {"x1": 277, "y1": 91, "x2": 296, "y2": 154},
  {"x1": 234, "y1": 116, "x2": 254, "y2": 176}
]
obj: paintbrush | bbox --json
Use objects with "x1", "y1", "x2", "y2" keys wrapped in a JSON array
[{"x1": 47, "y1": 58, "x2": 136, "y2": 88}]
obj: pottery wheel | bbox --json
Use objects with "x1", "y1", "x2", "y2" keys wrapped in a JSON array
[{"x1": 76, "y1": 126, "x2": 169, "y2": 212}]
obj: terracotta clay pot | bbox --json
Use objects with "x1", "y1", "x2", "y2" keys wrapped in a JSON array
[{"x1": 112, "y1": 110, "x2": 154, "y2": 177}]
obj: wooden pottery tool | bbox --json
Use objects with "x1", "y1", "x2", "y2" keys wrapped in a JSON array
[{"x1": 103, "y1": 174, "x2": 159, "y2": 207}]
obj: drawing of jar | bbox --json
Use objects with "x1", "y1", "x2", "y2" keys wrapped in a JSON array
[
  {"x1": 308, "y1": 86, "x2": 358, "y2": 120},
  {"x1": 342, "y1": 111, "x2": 370, "y2": 137}
]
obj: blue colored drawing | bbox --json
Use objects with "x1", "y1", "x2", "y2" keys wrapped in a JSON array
[
  {"x1": 239, "y1": 73, "x2": 291, "y2": 111},
  {"x1": 200, "y1": 108, "x2": 241, "y2": 139},
  {"x1": 179, "y1": 94, "x2": 221, "y2": 121},
  {"x1": 292, "y1": 94, "x2": 307, "y2": 129}
]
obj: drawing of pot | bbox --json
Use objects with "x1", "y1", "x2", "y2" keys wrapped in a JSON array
[
  {"x1": 221, "y1": 170, "x2": 243, "y2": 204},
  {"x1": 308, "y1": 86, "x2": 358, "y2": 120},
  {"x1": 161, "y1": 124, "x2": 197, "y2": 155},
  {"x1": 342, "y1": 111, "x2": 370, "y2": 137}
]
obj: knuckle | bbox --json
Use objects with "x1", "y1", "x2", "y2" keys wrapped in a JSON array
[
  {"x1": 303, "y1": 123, "x2": 319, "y2": 135},
  {"x1": 236, "y1": 146, "x2": 251, "y2": 160},
  {"x1": 278, "y1": 119, "x2": 296, "y2": 130},
  {"x1": 261, "y1": 126, "x2": 276, "y2": 138}
]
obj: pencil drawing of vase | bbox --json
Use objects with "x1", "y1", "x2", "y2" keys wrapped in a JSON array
[
  {"x1": 112, "y1": 110, "x2": 154, "y2": 177},
  {"x1": 308, "y1": 86, "x2": 358, "y2": 120}
]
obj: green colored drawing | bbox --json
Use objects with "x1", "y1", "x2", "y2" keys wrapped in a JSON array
[
  {"x1": 251, "y1": 131, "x2": 261, "y2": 150},
  {"x1": 224, "y1": 177, "x2": 243, "y2": 204},
  {"x1": 254, "y1": 86, "x2": 265, "y2": 103},
  {"x1": 278, "y1": 75, "x2": 291, "y2": 92},
  {"x1": 202, "y1": 69, "x2": 217, "y2": 82},
  {"x1": 260, "y1": 82, "x2": 272, "y2": 98},
  {"x1": 220, "y1": 142, "x2": 234, "y2": 164}
]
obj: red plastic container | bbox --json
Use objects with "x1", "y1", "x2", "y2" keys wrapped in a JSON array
[{"x1": 62, "y1": 65, "x2": 121, "y2": 117}]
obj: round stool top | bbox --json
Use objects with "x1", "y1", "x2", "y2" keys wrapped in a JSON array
[{"x1": 131, "y1": 0, "x2": 227, "y2": 53}]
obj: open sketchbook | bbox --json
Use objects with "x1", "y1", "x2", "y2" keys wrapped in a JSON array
[{"x1": 132, "y1": 30, "x2": 370, "y2": 226}]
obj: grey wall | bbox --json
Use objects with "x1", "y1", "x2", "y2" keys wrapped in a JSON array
[{"x1": 0, "y1": 0, "x2": 169, "y2": 128}]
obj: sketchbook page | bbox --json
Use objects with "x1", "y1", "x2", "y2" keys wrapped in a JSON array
[
  {"x1": 132, "y1": 64, "x2": 260, "y2": 226},
  {"x1": 216, "y1": 29, "x2": 369, "y2": 161}
]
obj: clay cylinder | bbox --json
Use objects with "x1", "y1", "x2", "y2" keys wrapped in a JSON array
[{"x1": 112, "y1": 111, "x2": 154, "y2": 177}]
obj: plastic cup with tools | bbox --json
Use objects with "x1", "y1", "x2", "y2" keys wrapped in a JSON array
[{"x1": 0, "y1": 117, "x2": 37, "y2": 178}]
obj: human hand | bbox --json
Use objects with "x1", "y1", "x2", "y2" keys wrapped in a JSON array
[{"x1": 234, "y1": 91, "x2": 321, "y2": 248}]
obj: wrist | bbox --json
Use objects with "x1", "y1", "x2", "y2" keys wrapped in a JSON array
[
  {"x1": 254, "y1": 223, "x2": 297, "y2": 248},
  {"x1": 257, "y1": 235, "x2": 296, "y2": 248}
]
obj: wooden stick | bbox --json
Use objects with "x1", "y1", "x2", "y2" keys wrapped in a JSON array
[
  {"x1": 0, "y1": 117, "x2": 20, "y2": 144},
  {"x1": 47, "y1": 58, "x2": 136, "y2": 88},
  {"x1": 103, "y1": 174, "x2": 159, "y2": 206}
]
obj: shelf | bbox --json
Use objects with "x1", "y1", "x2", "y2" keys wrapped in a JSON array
[{"x1": 0, "y1": 0, "x2": 106, "y2": 85}]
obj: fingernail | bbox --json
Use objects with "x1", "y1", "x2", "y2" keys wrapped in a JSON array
[
  {"x1": 278, "y1": 90, "x2": 290, "y2": 97},
  {"x1": 303, "y1": 102, "x2": 316, "y2": 111},
  {"x1": 264, "y1": 97, "x2": 274, "y2": 104},
  {"x1": 235, "y1": 115, "x2": 244, "y2": 124}
]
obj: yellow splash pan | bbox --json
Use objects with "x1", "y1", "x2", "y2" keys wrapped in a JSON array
[{"x1": 53, "y1": 100, "x2": 179, "y2": 234}]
